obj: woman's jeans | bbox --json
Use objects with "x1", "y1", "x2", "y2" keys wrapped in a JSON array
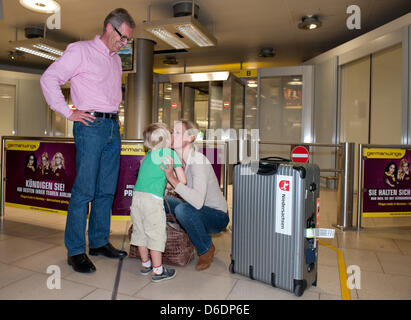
[
  {"x1": 165, "y1": 195, "x2": 229, "y2": 256},
  {"x1": 65, "y1": 118, "x2": 120, "y2": 257}
]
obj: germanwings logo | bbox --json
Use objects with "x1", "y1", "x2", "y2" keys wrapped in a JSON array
[{"x1": 279, "y1": 180, "x2": 290, "y2": 191}]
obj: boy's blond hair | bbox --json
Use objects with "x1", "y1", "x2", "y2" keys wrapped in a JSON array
[{"x1": 143, "y1": 123, "x2": 171, "y2": 150}]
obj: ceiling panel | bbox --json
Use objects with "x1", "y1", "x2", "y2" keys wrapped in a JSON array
[{"x1": 0, "y1": 0, "x2": 409, "y2": 71}]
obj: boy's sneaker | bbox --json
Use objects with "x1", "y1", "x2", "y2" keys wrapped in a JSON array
[
  {"x1": 140, "y1": 266, "x2": 152, "y2": 276},
  {"x1": 151, "y1": 267, "x2": 176, "y2": 283}
]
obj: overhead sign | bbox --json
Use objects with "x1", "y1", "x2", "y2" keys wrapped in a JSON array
[
  {"x1": 291, "y1": 146, "x2": 309, "y2": 163},
  {"x1": 232, "y1": 69, "x2": 257, "y2": 78}
]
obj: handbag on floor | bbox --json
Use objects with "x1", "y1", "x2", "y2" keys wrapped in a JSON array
[{"x1": 128, "y1": 198, "x2": 194, "y2": 266}]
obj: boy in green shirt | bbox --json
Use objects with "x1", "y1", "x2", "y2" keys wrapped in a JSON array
[{"x1": 130, "y1": 123, "x2": 186, "y2": 282}]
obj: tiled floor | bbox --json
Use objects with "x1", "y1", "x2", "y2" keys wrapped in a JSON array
[{"x1": 0, "y1": 187, "x2": 411, "y2": 300}]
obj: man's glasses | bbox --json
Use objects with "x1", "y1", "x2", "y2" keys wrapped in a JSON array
[{"x1": 113, "y1": 25, "x2": 132, "y2": 43}]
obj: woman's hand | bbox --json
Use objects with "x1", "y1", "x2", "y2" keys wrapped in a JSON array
[{"x1": 160, "y1": 155, "x2": 179, "y2": 188}]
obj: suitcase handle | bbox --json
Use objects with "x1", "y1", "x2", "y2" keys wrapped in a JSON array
[
  {"x1": 260, "y1": 156, "x2": 291, "y2": 162},
  {"x1": 257, "y1": 162, "x2": 278, "y2": 175},
  {"x1": 257, "y1": 157, "x2": 291, "y2": 175}
]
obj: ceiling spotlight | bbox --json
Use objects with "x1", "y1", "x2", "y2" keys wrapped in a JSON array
[
  {"x1": 298, "y1": 15, "x2": 321, "y2": 30},
  {"x1": 258, "y1": 47, "x2": 275, "y2": 58},
  {"x1": 19, "y1": 0, "x2": 60, "y2": 14},
  {"x1": 8, "y1": 50, "x2": 25, "y2": 61}
]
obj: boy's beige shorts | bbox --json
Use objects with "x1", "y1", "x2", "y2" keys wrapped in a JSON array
[{"x1": 130, "y1": 191, "x2": 166, "y2": 252}]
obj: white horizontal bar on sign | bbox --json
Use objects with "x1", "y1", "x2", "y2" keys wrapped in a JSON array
[{"x1": 292, "y1": 154, "x2": 309, "y2": 157}]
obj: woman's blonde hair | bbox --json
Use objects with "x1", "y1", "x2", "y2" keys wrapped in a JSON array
[
  {"x1": 175, "y1": 120, "x2": 199, "y2": 141},
  {"x1": 51, "y1": 152, "x2": 65, "y2": 171},
  {"x1": 143, "y1": 123, "x2": 171, "y2": 150}
]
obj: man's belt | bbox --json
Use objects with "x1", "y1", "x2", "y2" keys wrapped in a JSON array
[{"x1": 86, "y1": 112, "x2": 118, "y2": 120}]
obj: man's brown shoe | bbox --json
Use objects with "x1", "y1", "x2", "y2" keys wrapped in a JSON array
[{"x1": 196, "y1": 243, "x2": 215, "y2": 271}]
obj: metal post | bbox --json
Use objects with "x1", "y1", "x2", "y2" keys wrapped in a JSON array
[
  {"x1": 1, "y1": 137, "x2": 5, "y2": 219},
  {"x1": 224, "y1": 141, "x2": 228, "y2": 200},
  {"x1": 334, "y1": 142, "x2": 355, "y2": 230},
  {"x1": 357, "y1": 143, "x2": 364, "y2": 230}
]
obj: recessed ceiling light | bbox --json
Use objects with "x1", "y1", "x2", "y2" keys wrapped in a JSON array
[
  {"x1": 298, "y1": 15, "x2": 321, "y2": 30},
  {"x1": 19, "y1": 0, "x2": 60, "y2": 14},
  {"x1": 15, "y1": 46, "x2": 57, "y2": 60}
]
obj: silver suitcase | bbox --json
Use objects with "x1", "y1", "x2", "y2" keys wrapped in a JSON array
[{"x1": 229, "y1": 157, "x2": 320, "y2": 297}]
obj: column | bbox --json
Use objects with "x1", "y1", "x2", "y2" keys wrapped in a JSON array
[{"x1": 126, "y1": 38, "x2": 155, "y2": 139}]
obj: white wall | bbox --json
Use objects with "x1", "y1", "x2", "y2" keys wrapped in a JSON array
[
  {"x1": 370, "y1": 44, "x2": 403, "y2": 144},
  {"x1": 340, "y1": 56, "x2": 371, "y2": 145},
  {"x1": 0, "y1": 69, "x2": 49, "y2": 137}
]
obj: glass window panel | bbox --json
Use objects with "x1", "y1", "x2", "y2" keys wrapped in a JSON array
[
  {"x1": 0, "y1": 84, "x2": 16, "y2": 137},
  {"x1": 245, "y1": 78, "x2": 258, "y2": 134},
  {"x1": 209, "y1": 81, "x2": 223, "y2": 130},
  {"x1": 231, "y1": 79, "x2": 244, "y2": 132},
  {"x1": 184, "y1": 82, "x2": 209, "y2": 133},
  {"x1": 340, "y1": 55, "x2": 370, "y2": 192},
  {"x1": 259, "y1": 75, "x2": 303, "y2": 143},
  {"x1": 157, "y1": 82, "x2": 171, "y2": 128}
]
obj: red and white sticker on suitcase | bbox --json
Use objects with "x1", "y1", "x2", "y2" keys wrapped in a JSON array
[{"x1": 275, "y1": 175, "x2": 293, "y2": 236}]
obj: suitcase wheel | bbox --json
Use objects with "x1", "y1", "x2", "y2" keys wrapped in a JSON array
[
  {"x1": 229, "y1": 261, "x2": 235, "y2": 274},
  {"x1": 294, "y1": 284, "x2": 304, "y2": 297},
  {"x1": 293, "y1": 280, "x2": 307, "y2": 297},
  {"x1": 312, "y1": 274, "x2": 318, "y2": 287}
]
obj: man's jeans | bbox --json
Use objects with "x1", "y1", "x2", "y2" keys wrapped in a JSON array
[
  {"x1": 165, "y1": 195, "x2": 229, "y2": 256},
  {"x1": 65, "y1": 117, "x2": 120, "y2": 257}
]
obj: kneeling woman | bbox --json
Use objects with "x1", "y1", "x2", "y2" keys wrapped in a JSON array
[{"x1": 161, "y1": 120, "x2": 229, "y2": 271}]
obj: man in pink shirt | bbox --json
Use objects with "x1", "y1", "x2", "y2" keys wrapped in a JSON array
[{"x1": 40, "y1": 8, "x2": 135, "y2": 273}]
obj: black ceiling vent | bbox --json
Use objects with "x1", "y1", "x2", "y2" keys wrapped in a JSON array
[
  {"x1": 24, "y1": 26, "x2": 44, "y2": 39},
  {"x1": 173, "y1": 1, "x2": 200, "y2": 19},
  {"x1": 154, "y1": 49, "x2": 188, "y2": 55},
  {"x1": 258, "y1": 47, "x2": 276, "y2": 58},
  {"x1": 163, "y1": 55, "x2": 178, "y2": 65}
]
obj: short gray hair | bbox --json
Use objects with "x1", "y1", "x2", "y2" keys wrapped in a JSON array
[{"x1": 103, "y1": 8, "x2": 136, "y2": 33}]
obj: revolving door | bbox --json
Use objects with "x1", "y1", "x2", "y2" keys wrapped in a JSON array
[{"x1": 154, "y1": 71, "x2": 245, "y2": 135}]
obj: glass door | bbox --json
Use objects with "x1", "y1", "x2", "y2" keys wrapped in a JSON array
[
  {"x1": 209, "y1": 81, "x2": 223, "y2": 130},
  {"x1": 231, "y1": 77, "x2": 245, "y2": 132},
  {"x1": 153, "y1": 72, "x2": 245, "y2": 134},
  {"x1": 258, "y1": 66, "x2": 314, "y2": 158}
]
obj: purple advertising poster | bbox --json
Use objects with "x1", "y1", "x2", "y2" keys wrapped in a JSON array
[
  {"x1": 198, "y1": 146, "x2": 223, "y2": 185},
  {"x1": 111, "y1": 143, "x2": 145, "y2": 217},
  {"x1": 4, "y1": 139, "x2": 146, "y2": 218},
  {"x1": 5, "y1": 140, "x2": 76, "y2": 214},
  {"x1": 4, "y1": 140, "x2": 224, "y2": 218},
  {"x1": 362, "y1": 148, "x2": 411, "y2": 217}
]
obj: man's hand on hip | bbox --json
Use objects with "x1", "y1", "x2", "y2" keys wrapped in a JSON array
[{"x1": 68, "y1": 110, "x2": 96, "y2": 125}]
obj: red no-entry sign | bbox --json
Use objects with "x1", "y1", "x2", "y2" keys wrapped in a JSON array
[{"x1": 291, "y1": 146, "x2": 309, "y2": 163}]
